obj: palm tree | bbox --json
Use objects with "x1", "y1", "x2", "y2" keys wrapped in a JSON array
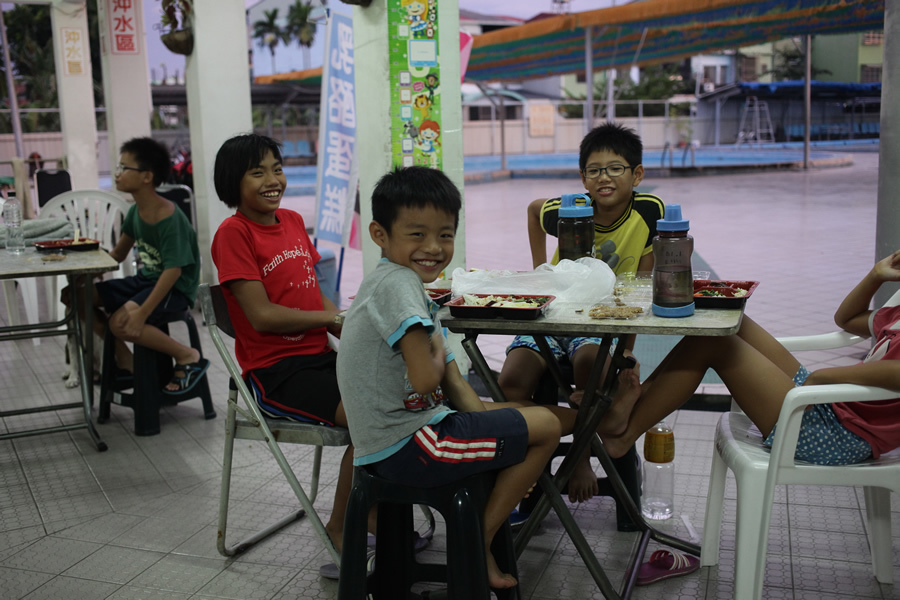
[
  {"x1": 285, "y1": 0, "x2": 326, "y2": 71},
  {"x1": 252, "y1": 8, "x2": 286, "y2": 75}
]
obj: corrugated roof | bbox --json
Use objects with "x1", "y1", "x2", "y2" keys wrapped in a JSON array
[{"x1": 466, "y1": 0, "x2": 885, "y2": 82}]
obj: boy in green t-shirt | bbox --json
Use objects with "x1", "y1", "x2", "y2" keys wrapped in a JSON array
[{"x1": 70, "y1": 138, "x2": 205, "y2": 395}]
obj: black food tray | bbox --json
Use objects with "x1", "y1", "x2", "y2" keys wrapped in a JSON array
[
  {"x1": 446, "y1": 294, "x2": 554, "y2": 320},
  {"x1": 693, "y1": 280, "x2": 759, "y2": 308}
]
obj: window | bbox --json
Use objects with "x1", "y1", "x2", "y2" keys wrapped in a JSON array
[
  {"x1": 862, "y1": 31, "x2": 883, "y2": 46},
  {"x1": 576, "y1": 72, "x2": 586, "y2": 83},
  {"x1": 467, "y1": 105, "x2": 522, "y2": 121},
  {"x1": 739, "y1": 56, "x2": 758, "y2": 82},
  {"x1": 703, "y1": 65, "x2": 716, "y2": 84},
  {"x1": 860, "y1": 65, "x2": 882, "y2": 83}
]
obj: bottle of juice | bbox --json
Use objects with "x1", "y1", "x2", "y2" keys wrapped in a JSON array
[
  {"x1": 651, "y1": 204, "x2": 694, "y2": 317},
  {"x1": 642, "y1": 420, "x2": 675, "y2": 520}
]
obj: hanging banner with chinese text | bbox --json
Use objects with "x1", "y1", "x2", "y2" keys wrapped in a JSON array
[
  {"x1": 314, "y1": 11, "x2": 357, "y2": 247},
  {"x1": 387, "y1": 0, "x2": 441, "y2": 170}
]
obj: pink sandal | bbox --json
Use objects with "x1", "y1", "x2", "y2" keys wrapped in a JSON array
[{"x1": 636, "y1": 549, "x2": 700, "y2": 586}]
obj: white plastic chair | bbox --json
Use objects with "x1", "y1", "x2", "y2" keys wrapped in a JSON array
[
  {"x1": 40, "y1": 189, "x2": 133, "y2": 323},
  {"x1": 700, "y1": 294, "x2": 900, "y2": 600}
]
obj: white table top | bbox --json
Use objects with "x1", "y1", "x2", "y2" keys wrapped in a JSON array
[
  {"x1": 442, "y1": 303, "x2": 743, "y2": 338},
  {"x1": 0, "y1": 247, "x2": 119, "y2": 280}
]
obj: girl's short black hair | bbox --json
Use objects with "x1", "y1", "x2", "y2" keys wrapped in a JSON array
[
  {"x1": 119, "y1": 137, "x2": 170, "y2": 187},
  {"x1": 579, "y1": 122, "x2": 643, "y2": 171},
  {"x1": 214, "y1": 134, "x2": 284, "y2": 208},
  {"x1": 371, "y1": 166, "x2": 461, "y2": 233}
]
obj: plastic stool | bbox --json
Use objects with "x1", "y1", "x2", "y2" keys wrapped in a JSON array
[
  {"x1": 98, "y1": 310, "x2": 215, "y2": 435},
  {"x1": 338, "y1": 466, "x2": 519, "y2": 600},
  {"x1": 522, "y1": 364, "x2": 642, "y2": 532}
]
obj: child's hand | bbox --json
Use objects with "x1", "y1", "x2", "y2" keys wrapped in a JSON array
[{"x1": 874, "y1": 250, "x2": 900, "y2": 283}]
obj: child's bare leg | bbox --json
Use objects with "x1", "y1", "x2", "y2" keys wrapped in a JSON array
[
  {"x1": 601, "y1": 335, "x2": 796, "y2": 458},
  {"x1": 737, "y1": 315, "x2": 801, "y2": 378},
  {"x1": 498, "y1": 347, "x2": 547, "y2": 404},
  {"x1": 482, "y1": 406, "x2": 560, "y2": 588},
  {"x1": 566, "y1": 344, "x2": 607, "y2": 502},
  {"x1": 326, "y1": 404, "x2": 376, "y2": 552}
]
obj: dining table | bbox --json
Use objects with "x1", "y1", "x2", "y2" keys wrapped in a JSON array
[
  {"x1": 442, "y1": 299, "x2": 745, "y2": 599},
  {"x1": 0, "y1": 246, "x2": 118, "y2": 451}
]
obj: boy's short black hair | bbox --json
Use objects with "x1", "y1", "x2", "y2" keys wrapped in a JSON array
[
  {"x1": 372, "y1": 166, "x2": 461, "y2": 233},
  {"x1": 214, "y1": 134, "x2": 284, "y2": 208},
  {"x1": 579, "y1": 122, "x2": 643, "y2": 171},
  {"x1": 119, "y1": 137, "x2": 170, "y2": 187}
]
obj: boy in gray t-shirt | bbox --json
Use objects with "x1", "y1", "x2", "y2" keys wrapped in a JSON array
[{"x1": 337, "y1": 166, "x2": 561, "y2": 590}]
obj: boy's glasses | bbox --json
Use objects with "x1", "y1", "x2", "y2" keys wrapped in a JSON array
[
  {"x1": 582, "y1": 164, "x2": 634, "y2": 179},
  {"x1": 115, "y1": 164, "x2": 147, "y2": 176}
]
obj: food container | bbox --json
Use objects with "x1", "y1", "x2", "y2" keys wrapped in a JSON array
[
  {"x1": 692, "y1": 280, "x2": 759, "y2": 308},
  {"x1": 426, "y1": 288, "x2": 451, "y2": 306},
  {"x1": 446, "y1": 294, "x2": 554, "y2": 320},
  {"x1": 34, "y1": 238, "x2": 101, "y2": 252}
]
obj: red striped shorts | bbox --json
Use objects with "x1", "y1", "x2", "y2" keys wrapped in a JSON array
[{"x1": 372, "y1": 408, "x2": 529, "y2": 488}]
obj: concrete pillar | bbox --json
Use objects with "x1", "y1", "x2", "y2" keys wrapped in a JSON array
[
  {"x1": 96, "y1": 0, "x2": 153, "y2": 172},
  {"x1": 184, "y1": 0, "x2": 254, "y2": 285},
  {"x1": 354, "y1": 0, "x2": 465, "y2": 278},
  {"x1": 50, "y1": 0, "x2": 98, "y2": 189},
  {"x1": 875, "y1": 1, "x2": 900, "y2": 307}
]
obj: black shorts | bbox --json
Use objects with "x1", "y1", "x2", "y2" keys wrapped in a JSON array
[
  {"x1": 248, "y1": 352, "x2": 341, "y2": 426},
  {"x1": 372, "y1": 408, "x2": 529, "y2": 488},
  {"x1": 96, "y1": 273, "x2": 190, "y2": 322}
]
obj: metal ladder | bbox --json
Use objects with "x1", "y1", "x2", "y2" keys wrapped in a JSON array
[{"x1": 736, "y1": 96, "x2": 775, "y2": 146}]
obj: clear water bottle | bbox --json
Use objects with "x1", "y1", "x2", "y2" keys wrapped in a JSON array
[
  {"x1": 557, "y1": 193, "x2": 594, "y2": 262},
  {"x1": 651, "y1": 204, "x2": 694, "y2": 317},
  {"x1": 642, "y1": 420, "x2": 675, "y2": 520},
  {"x1": 3, "y1": 191, "x2": 25, "y2": 255}
]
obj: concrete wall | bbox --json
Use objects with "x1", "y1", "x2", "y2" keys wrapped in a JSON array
[{"x1": 813, "y1": 33, "x2": 862, "y2": 82}]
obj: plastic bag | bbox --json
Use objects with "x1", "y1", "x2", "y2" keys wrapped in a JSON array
[{"x1": 450, "y1": 258, "x2": 615, "y2": 307}]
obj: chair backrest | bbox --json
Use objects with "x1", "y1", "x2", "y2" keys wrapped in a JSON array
[
  {"x1": 34, "y1": 169, "x2": 73, "y2": 208},
  {"x1": 199, "y1": 283, "x2": 235, "y2": 339},
  {"x1": 156, "y1": 183, "x2": 197, "y2": 229}
]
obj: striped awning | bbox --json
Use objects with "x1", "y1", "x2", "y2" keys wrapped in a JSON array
[{"x1": 466, "y1": 0, "x2": 885, "y2": 82}]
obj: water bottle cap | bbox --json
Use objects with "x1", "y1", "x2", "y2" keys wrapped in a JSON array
[
  {"x1": 558, "y1": 193, "x2": 593, "y2": 218},
  {"x1": 657, "y1": 203, "x2": 690, "y2": 231}
]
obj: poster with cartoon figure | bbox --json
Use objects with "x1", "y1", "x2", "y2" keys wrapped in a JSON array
[{"x1": 389, "y1": 0, "x2": 441, "y2": 170}]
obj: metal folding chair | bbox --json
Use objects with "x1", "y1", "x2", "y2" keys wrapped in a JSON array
[{"x1": 198, "y1": 283, "x2": 351, "y2": 565}]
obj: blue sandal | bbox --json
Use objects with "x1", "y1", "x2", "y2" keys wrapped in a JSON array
[{"x1": 163, "y1": 358, "x2": 210, "y2": 395}]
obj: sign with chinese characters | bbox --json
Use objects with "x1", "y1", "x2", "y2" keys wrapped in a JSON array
[
  {"x1": 61, "y1": 27, "x2": 88, "y2": 76},
  {"x1": 313, "y1": 11, "x2": 357, "y2": 247},
  {"x1": 107, "y1": 0, "x2": 141, "y2": 55},
  {"x1": 388, "y1": 0, "x2": 441, "y2": 170}
]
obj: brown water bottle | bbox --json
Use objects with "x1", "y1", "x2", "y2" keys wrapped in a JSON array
[
  {"x1": 651, "y1": 204, "x2": 694, "y2": 317},
  {"x1": 557, "y1": 193, "x2": 594, "y2": 262}
]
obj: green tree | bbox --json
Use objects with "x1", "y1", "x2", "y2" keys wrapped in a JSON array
[
  {"x1": 252, "y1": 8, "x2": 287, "y2": 74},
  {"x1": 759, "y1": 45, "x2": 831, "y2": 81},
  {"x1": 1, "y1": 3, "x2": 103, "y2": 133},
  {"x1": 285, "y1": 0, "x2": 326, "y2": 70},
  {"x1": 561, "y1": 64, "x2": 693, "y2": 119}
]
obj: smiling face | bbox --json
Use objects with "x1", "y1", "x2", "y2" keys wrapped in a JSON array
[
  {"x1": 580, "y1": 149, "x2": 644, "y2": 223},
  {"x1": 369, "y1": 205, "x2": 456, "y2": 283},
  {"x1": 237, "y1": 150, "x2": 286, "y2": 225}
]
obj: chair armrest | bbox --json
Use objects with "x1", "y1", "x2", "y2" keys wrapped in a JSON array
[
  {"x1": 775, "y1": 330, "x2": 865, "y2": 352},
  {"x1": 769, "y1": 383, "x2": 897, "y2": 470}
]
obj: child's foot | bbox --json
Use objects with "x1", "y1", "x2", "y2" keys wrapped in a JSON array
[
  {"x1": 486, "y1": 550, "x2": 517, "y2": 589},
  {"x1": 597, "y1": 369, "x2": 642, "y2": 437},
  {"x1": 164, "y1": 348, "x2": 202, "y2": 393},
  {"x1": 567, "y1": 456, "x2": 598, "y2": 503},
  {"x1": 325, "y1": 522, "x2": 343, "y2": 554}
]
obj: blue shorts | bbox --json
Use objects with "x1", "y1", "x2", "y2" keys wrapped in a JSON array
[
  {"x1": 372, "y1": 408, "x2": 529, "y2": 488},
  {"x1": 763, "y1": 366, "x2": 872, "y2": 465},
  {"x1": 96, "y1": 273, "x2": 190, "y2": 322},
  {"x1": 507, "y1": 334, "x2": 607, "y2": 362}
]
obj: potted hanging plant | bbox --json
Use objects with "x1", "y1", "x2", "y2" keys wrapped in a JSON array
[{"x1": 160, "y1": 0, "x2": 194, "y2": 56}]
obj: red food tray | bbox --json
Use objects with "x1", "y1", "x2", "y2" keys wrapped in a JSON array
[
  {"x1": 426, "y1": 288, "x2": 451, "y2": 306},
  {"x1": 693, "y1": 280, "x2": 759, "y2": 308},
  {"x1": 34, "y1": 238, "x2": 100, "y2": 252},
  {"x1": 446, "y1": 294, "x2": 554, "y2": 320}
]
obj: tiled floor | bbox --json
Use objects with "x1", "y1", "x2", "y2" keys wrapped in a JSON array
[{"x1": 2, "y1": 151, "x2": 897, "y2": 599}]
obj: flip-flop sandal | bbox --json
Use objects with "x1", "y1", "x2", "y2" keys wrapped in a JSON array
[
  {"x1": 636, "y1": 549, "x2": 700, "y2": 586},
  {"x1": 318, "y1": 532, "x2": 430, "y2": 580},
  {"x1": 162, "y1": 358, "x2": 210, "y2": 396},
  {"x1": 319, "y1": 547, "x2": 376, "y2": 580}
]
